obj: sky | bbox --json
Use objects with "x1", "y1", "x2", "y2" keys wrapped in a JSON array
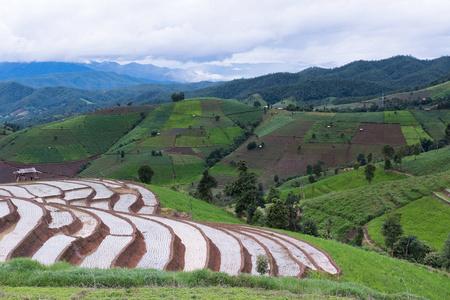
[{"x1": 0, "y1": 0, "x2": 449, "y2": 80}]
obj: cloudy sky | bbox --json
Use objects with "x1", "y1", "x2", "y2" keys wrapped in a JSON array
[{"x1": 0, "y1": 0, "x2": 449, "y2": 80}]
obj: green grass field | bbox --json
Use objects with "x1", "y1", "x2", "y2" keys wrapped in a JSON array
[
  {"x1": 401, "y1": 146, "x2": 450, "y2": 176},
  {"x1": 366, "y1": 196, "x2": 450, "y2": 251},
  {"x1": 254, "y1": 115, "x2": 294, "y2": 137},
  {"x1": 401, "y1": 125, "x2": 433, "y2": 145},
  {"x1": 331, "y1": 112, "x2": 384, "y2": 123},
  {"x1": 0, "y1": 114, "x2": 141, "y2": 163},
  {"x1": 299, "y1": 169, "x2": 450, "y2": 239},
  {"x1": 149, "y1": 184, "x2": 242, "y2": 224},
  {"x1": 384, "y1": 111, "x2": 420, "y2": 125},
  {"x1": 302, "y1": 121, "x2": 359, "y2": 143}
]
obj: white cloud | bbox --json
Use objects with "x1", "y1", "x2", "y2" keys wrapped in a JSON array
[{"x1": 0, "y1": 0, "x2": 448, "y2": 78}]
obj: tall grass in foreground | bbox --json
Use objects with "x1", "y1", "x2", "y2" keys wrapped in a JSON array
[{"x1": 0, "y1": 258, "x2": 426, "y2": 300}]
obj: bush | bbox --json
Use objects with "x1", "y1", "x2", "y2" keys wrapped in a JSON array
[
  {"x1": 247, "y1": 141, "x2": 257, "y2": 150},
  {"x1": 256, "y1": 255, "x2": 270, "y2": 275},
  {"x1": 423, "y1": 252, "x2": 443, "y2": 269}
]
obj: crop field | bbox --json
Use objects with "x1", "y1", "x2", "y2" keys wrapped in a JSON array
[
  {"x1": 331, "y1": 112, "x2": 384, "y2": 123},
  {"x1": 139, "y1": 135, "x2": 176, "y2": 147},
  {"x1": 254, "y1": 115, "x2": 294, "y2": 137},
  {"x1": 350, "y1": 123, "x2": 407, "y2": 146},
  {"x1": 0, "y1": 114, "x2": 141, "y2": 164},
  {"x1": 384, "y1": 111, "x2": 420, "y2": 125},
  {"x1": 366, "y1": 196, "x2": 450, "y2": 251},
  {"x1": 293, "y1": 112, "x2": 335, "y2": 121},
  {"x1": 401, "y1": 146, "x2": 450, "y2": 176},
  {"x1": 270, "y1": 120, "x2": 314, "y2": 137},
  {"x1": 0, "y1": 179, "x2": 341, "y2": 278},
  {"x1": 401, "y1": 125, "x2": 433, "y2": 145},
  {"x1": 200, "y1": 99, "x2": 223, "y2": 117},
  {"x1": 300, "y1": 170, "x2": 450, "y2": 239},
  {"x1": 302, "y1": 121, "x2": 359, "y2": 143},
  {"x1": 412, "y1": 110, "x2": 450, "y2": 140}
]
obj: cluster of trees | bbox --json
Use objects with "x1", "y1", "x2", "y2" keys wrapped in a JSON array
[
  {"x1": 171, "y1": 92, "x2": 185, "y2": 102},
  {"x1": 381, "y1": 211, "x2": 450, "y2": 270}
]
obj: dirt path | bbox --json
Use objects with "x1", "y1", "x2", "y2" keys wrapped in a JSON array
[
  {"x1": 433, "y1": 192, "x2": 450, "y2": 205},
  {"x1": 362, "y1": 226, "x2": 376, "y2": 246}
]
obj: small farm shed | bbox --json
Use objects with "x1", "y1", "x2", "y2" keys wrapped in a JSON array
[{"x1": 13, "y1": 168, "x2": 42, "y2": 182}]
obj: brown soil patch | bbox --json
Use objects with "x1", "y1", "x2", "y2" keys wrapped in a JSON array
[
  {"x1": 388, "y1": 90, "x2": 431, "y2": 101},
  {"x1": 1, "y1": 156, "x2": 100, "y2": 184},
  {"x1": 351, "y1": 123, "x2": 407, "y2": 146}
]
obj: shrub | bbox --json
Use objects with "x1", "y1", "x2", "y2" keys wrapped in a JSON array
[
  {"x1": 247, "y1": 141, "x2": 257, "y2": 150},
  {"x1": 256, "y1": 255, "x2": 270, "y2": 275}
]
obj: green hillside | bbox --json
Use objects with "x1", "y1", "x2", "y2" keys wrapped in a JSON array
[
  {"x1": 79, "y1": 98, "x2": 263, "y2": 185},
  {"x1": 0, "y1": 113, "x2": 142, "y2": 163}
]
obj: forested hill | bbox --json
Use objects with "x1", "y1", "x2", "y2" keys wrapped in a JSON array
[
  {"x1": 190, "y1": 56, "x2": 450, "y2": 103},
  {"x1": 0, "y1": 81, "x2": 218, "y2": 126}
]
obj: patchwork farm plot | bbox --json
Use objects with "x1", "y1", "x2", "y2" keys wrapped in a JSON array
[{"x1": 0, "y1": 179, "x2": 341, "y2": 277}]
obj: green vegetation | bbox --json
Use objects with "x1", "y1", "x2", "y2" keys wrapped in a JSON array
[
  {"x1": 0, "y1": 286, "x2": 356, "y2": 300},
  {"x1": 401, "y1": 125, "x2": 433, "y2": 145},
  {"x1": 0, "y1": 114, "x2": 141, "y2": 163},
  {"x1": 149, "y1": 185, "x2": 243, "y2": 224},
  {"x1": 300, "y1": 170, "x2": 450, "y2": 239},
  {"x1": 401, "y1": 146, "x2": 450, "y2": 176},
  {"x1": 384, "y1": 111, "x2": 420, "y2": 125},
  {"x1": 367, "y1": 196, "x2": 450, "y2": 251},
  {"x1": 284, "y1": 231, "x2": 450, "y2": 300},
  {"x1": 254, "y1": 115, "x2": 293, "y2": 137},
  {"x1": 303, "y1": 121, "x2": 358, "y2": 143},
  {"x1": 0, "y1": 258, "x2": 434, "y2": 300}
]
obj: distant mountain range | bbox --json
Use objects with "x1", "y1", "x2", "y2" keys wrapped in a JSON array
[
  {"x1": 190, "y1": 56, "x2": 450, "y2": 103},
  {"x1": 1, "y1": 56, "x2": 450, "y2": 126}
]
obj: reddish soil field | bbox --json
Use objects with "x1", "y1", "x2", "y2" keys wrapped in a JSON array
[
  {"x1": 351, "y1": 124, "x2": 407, "y2": 146},
  {"x1": 0, "y1": 156, "x2": 99, "y2": 184},
  {"x1": 388, "y1": 90, "x2": 431, "y2": 101}
]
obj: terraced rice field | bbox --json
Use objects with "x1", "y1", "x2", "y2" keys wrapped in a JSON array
[{"x1": 0, "y1": 179, "x2": 340, "y2": 277}]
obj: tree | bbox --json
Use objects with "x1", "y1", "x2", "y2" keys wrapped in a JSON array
[
  {"x1": 356, "y1": 153, "x2": 367, "y2": 166},
  {"x1": 253, "y1": 100, "x2": 261, "y2": 107},
  {"x1": 367, "y1": 152, "x2": 373, "y2": 164},
  {"x1": 247, "y1": 141, "x2": 257, "y2": 150},
  {"x1": 306, "y1": 165, "x2": 312, "y2": 175},
  {"x1": 195, "y1": 169, "x2": 218, "y2": 203},
  {"x1": 224, "y1": 161, "x2": 263, "y2": 221},
  {"x1": 353, "y1": 162, "x2": 360, "y2": 170},
  {"x1": 120, "y1": 150, "x2": 125, "y2": 159},
  {"x1": 393, "y1": 148, "x2": 403, "y2": 168},
  {"x1": 393, "y1": 235, "x2": 432, "y2": 263},
  {"x1": 381, "y1": 211, "x2": 404, "y2": 257},
  {"x1": 364, "y1": 163, "x2": 376, "y2": 184},
  {"x1": 171, "y1": 92, "x2": 185, "y2": 102},
  {"x1": 300, "y1": 217, "x2": 318, "y2": 237},
  {"x1": 273, "y1": 175, "x2": 279, "y2": 183},
  {"x1": 266, "y1": 186, "x2": 280, "y2": 203},
  {"x1": 266, "y1": 198, "x2": 289, "y2": 229},
  {"x1": 256, "y1": 255, "x2": 270, "y2": 275},
  {"x1": 382, "y1": 145, "x2": 395, "y2": 158},
  {"x1": 446, "y1": 124, "x2": 450, "y2": 141},
  {"x1": 215, "y1": 115, "x2": 220, "y2": 121},
  {"x1": 312, "y1": 161, "x2": 323, "y2": 178},
  {"x1": 442, "y1": 232, "x2": 450, "y2": 270},
  {"x1": 413, "y1": 144, "x2": 421, "y2": 160},
  {"x1": 138, "y1": 165, "x2": 154, "y2": 184},
  {"x1": 384, "y1": 156, "x2": 392, "y2": 171}
]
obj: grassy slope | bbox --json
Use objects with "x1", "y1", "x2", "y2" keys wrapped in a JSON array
[
  {"x1": 300, "y1": 169, "x2": 450, "y2": 239},
  {"x1": 284, "y1": 231, "x2": 450, "y2": 300},
  {"x1": 148, "y1": 184, "x2": 243, "y2": 224},
  {"x1": 401, "y1": 146, "x2": 450, "y2": 176},
  {"x1": 366, "y1": 196, "x2": 450, "y2": 251},
  {"x1": 0, "y1": 286, "x2": 350, "y2": 299}
]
